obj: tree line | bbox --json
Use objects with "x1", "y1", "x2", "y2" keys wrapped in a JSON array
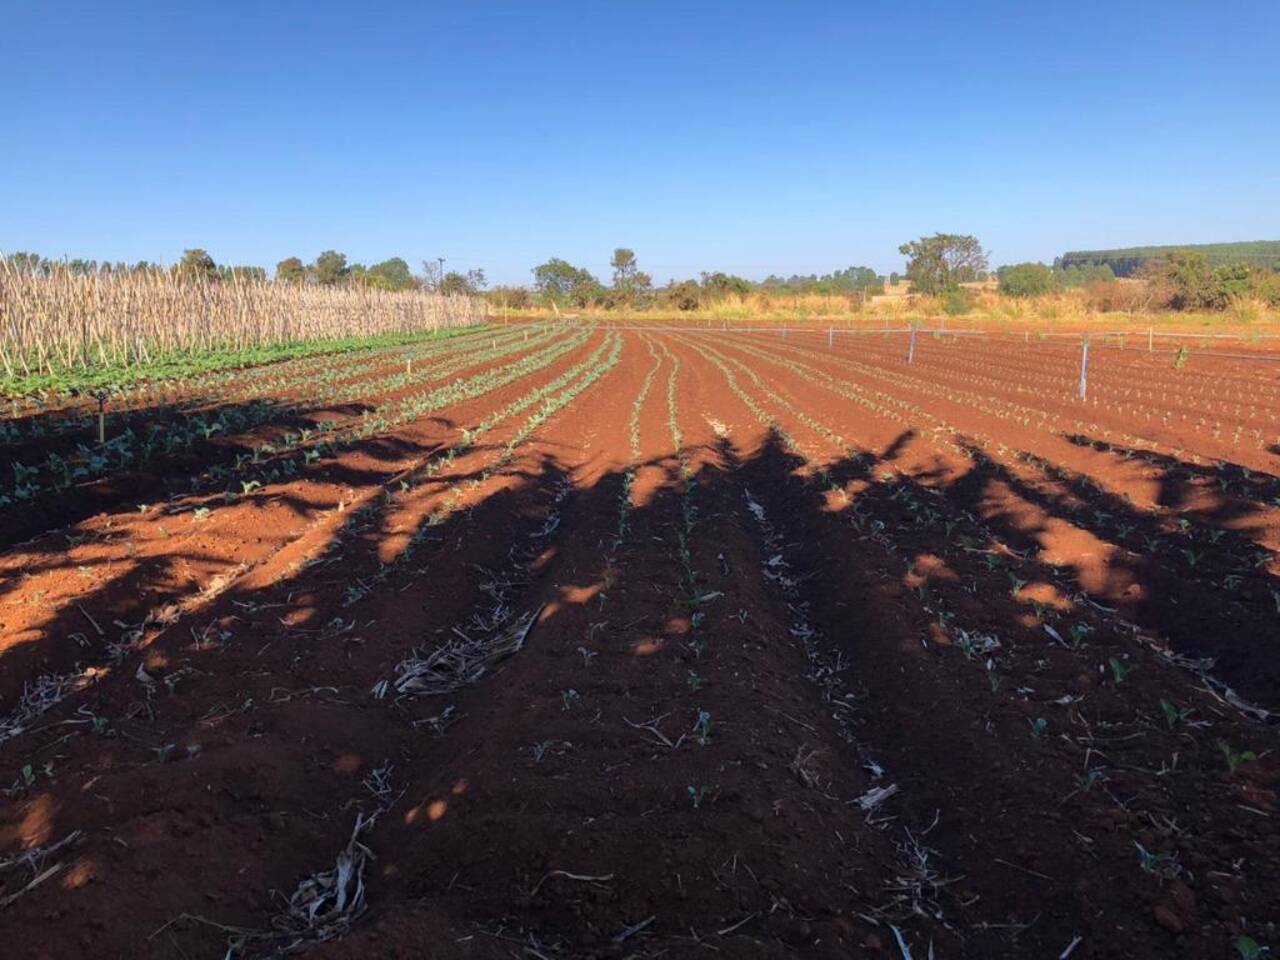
[
  {"x1": 2, "y1": 249, "x2": 487, "y2": 296},
  {"x1": 998, "y1": 251, "x2": 1280, "y2": 309}
]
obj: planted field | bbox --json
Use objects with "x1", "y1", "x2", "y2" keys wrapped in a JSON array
[{"x1": 1, "y1": 327, "x2": 1278, "y2": 959}]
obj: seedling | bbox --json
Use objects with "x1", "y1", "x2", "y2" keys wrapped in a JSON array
[
  {"x1": 560, "y1": 688, "x2": 580, "y2": 711},
  {"x1": 1159, "y1": 699, "x2": 1194, "y2": 729},
  {"x1": 1079, "y1": 767, "x2": 1105, "y2": 792},
  {"x1": 692, "y1": 709, "x2": 713, "y2": 746},
  {"x1": 1108, "y1": 657, "x2": 1134, "y2": 685},
  {"x1": 1220, "y1": 741, "x2": 1257, "y2": 775},
  {"x1": 577, "y1": 646, "x2": 597, "y2": 667},
  {"x1": 1029, "y1": 717, "x2": 1048, "y2": 738},
  {"x1": 687, "y1": 784, "x2": 715, "y2": 809},
  {"x1": 1134, "y1": 842, "x2": 1180, "y2": 879},
  {"x1": 1234, "y1": 936, "x2": 1270, "y2": 959},
  {"x1": 193, "y1": 506, "x2": 211, "y2": 521},
  {"x1": 686, "y1": 670, "x2": 704, "y2": 692}
]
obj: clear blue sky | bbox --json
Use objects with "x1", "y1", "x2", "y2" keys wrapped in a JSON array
[{"x1": 2, "y1": 1, "x2": 1277, "y2": 284}]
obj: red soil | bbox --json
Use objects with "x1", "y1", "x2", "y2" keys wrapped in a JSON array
[{"x1": 1, "y1": 329, "x2": 1277, "y2": 959}]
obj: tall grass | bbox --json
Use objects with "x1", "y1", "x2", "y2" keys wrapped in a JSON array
[{"x1": 0, "y1": 262, "x2": 488, "y2": 378}]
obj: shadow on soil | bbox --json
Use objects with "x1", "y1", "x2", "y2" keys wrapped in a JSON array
[{"x1": 2, "y1": 422, "x2": 1278, "y2": 959}]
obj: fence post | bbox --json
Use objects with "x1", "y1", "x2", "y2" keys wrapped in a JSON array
[
  {"x1": 828, "y1": 327, "x2": 833, "y2": 348},
  {"x1": 1078, "y1": 337, "x2": 1090, "y2": 401},
  {"x1": 1148, "y1": 327, "x2": 1153, "y2": 352},
  {"x1": 91, "y1": 391, "x2": 108, "y2": 445},
  {"x1": 907, "y1": 325, "x2": 917, "y2": 364}
]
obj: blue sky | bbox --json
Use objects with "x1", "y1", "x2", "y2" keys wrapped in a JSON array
[{"x1": 2, "y1": 1, "x2": 1278, "y2": 284}]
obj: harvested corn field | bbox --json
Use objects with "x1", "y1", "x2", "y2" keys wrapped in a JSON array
[{"x1": 1, "y1": 326, "x2": 1278, "y2": 959}]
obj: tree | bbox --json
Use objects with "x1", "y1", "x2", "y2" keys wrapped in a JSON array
[
  {"x1": 312, "y1": 250, "x2": 349, "y2": 286},
  {"x1": 532, "y1": 258, "x2": 600, "y2": 306},
  {"x1": 663, "y1": 279, "x2": 702, "y2": 311},
  {"x1": 220, "y1": 265, "x2": 267, "y2": 282},
  {"x1": 466, "y1": 268, "x2": 487, "y2": 291},
  {"x1": 998, "y1": 262, "x2": 1057, "y2": 298},
  {"x1": 421, "y1": 260, "x2": 444, "y2": 291},
  {"x1": 898, "y1": 234, "x2": 987, "y2": 294},
  {"x1": 439, "y1": 271, "x2": 475, "y2": 296},
  {"x1": 700, "y1": 272, "x2": 752, "y2": 298},
  {"x1": 177, "y1": 248, "x2": 219, "y2": 282},
  {"x1": 275, "y1": 257, "x2": 307, "y2": 283},
  {"x1": 365, "y1": 257, "x2": 415, "y2": 291},
  {"x1": 611, "y1": 248, "x2": 638, "y2": 289}
]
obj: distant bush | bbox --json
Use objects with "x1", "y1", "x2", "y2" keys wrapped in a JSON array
[
  {"x1": 1056, "y1": 263, "x2": 1114, "y2": 288},
  {"x1": 1085, "y1": 279, "x2": 1150, "y2": 313},
  {"x1": 942, "y1": 291, "x2": 974, "y2": 315},
  {"x1": 663, "y1": 280, "x2": 702, "y2": 311},
  {"x1": 1143, "y1": 251, "x2": 1278, "y2": 311},
  {"x1": 998, "y1": 262, "x2": 1056, "y2": 298}
]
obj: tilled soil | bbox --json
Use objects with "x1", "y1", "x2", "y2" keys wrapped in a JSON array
[{"x1": 1, "y1": 328, "x2": 1277, "y2": 959}]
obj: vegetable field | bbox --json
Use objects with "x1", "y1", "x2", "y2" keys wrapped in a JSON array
[{"x1": 1, "y1": 325, "x2": 1278, "y2": 959}]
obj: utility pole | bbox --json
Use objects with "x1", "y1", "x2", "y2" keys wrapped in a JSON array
[{"x1": 437, "y1": 257, "x2": 445, "y2": 292}]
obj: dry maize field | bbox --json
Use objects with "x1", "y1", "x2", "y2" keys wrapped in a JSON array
[{"x1": 1, "y1": 323, "x2": 1278, "y2": 959}]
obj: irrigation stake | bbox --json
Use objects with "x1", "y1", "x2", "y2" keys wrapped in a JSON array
[
  {"x1": 906, "y1": 325, "x2": 917, "y2": 364},
  {"x1": 1148, "y1": 326, "x2": 1153, "y2": 352},
  {"x1": 1078, "y1": 336, "x2": 1090, "y2": 400},
  {"x1": 90, "y1": 389, "x2": 109, "y2": 445},
  {"x1": 828, "y1": 326, "x2": 833, "y2": 348}
]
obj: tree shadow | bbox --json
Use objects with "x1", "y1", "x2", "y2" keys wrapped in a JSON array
[
  {"x1": 1064, "y1": 431, "x2": 1280, "y2": 516},
  {"x1": 950, "y1": 437, "x2": 1280, "y2": 703},
  {"x1": 1, "y1": 415, "x2": 1278, "y2": 960}
]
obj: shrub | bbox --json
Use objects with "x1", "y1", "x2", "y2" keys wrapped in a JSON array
[
  {"x1": 663, "y1": 280, "x2": 702, "y2": 311},
  {"x1": 998, "y1": 262, "x2": 1057, "y2": 298},
  {"x1": 1085, "y1": 279, "x2": 1150, "y2": 313},
  {"x1": 942, "y1": 291, "x2": 974, "y2": 316}
]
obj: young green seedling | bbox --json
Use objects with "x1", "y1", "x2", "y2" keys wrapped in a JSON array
[
  {"x1": 1234, "y1": 936, "x2": 1270, "y2": 960},
  {"x1": 1220, "y1": 741, "x2": 1257, "y2": 775},
  {"x1": 1108, "y1": 657, "x2": 1134, "y2": 685},
  {"x1": 692, "y1": 709, "x2": 713, "y2": 747},
  {"x1": 1160, "y1": 699, "x2": 1194, "y2": 729},
  {"x1": 687, "y1": 784, "x2": 715, "y2": 809}
]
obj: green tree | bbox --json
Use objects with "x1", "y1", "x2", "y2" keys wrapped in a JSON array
[
  {"x1": 611, "y1": 248, "x2": 638, "y2": 288},
  {"x1": 312, "y1": 250, "x2": 349, "y2": 286},
  {"x1": 998, "y1": 262, "x2": 1057, "y2": 298},
  {"x1": 439, "y1": 271, "x2": 475, "y2": 296},
  {"x1": 275, "y1": 257, "x2": 307, "y2": 283},
  {"x1": 365, "y1": 257, "x2": 416, "y2": 291},
  {"x1": 700, "y1": 271, "x2": 752, "y2": 298},
  {"x1": 898, "y1": 234, "x2": 987, "y2": 294},
  {"x1": 220, "y1": 265, "x2": 266, "y2": 282},
  {"x1": 532, "y1": 258, "x2": 600, "y2": 306},
  {"x1": 176, "y1": 248, "x2": 219, "y2": 281}
]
